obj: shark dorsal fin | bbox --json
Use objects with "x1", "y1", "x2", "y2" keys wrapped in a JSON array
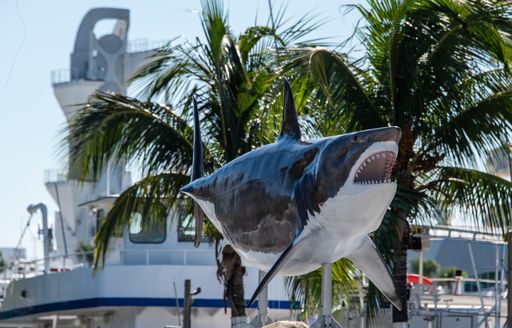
[
  {"x1": 191, "y1": 97, "x2": 204, "y2": 248},
  {"x1": 278, "y1": 79, "x2": 301, "y2": 141},
  {"x1": 191, "y1": 97, "x2": 203, "y2": 181}
]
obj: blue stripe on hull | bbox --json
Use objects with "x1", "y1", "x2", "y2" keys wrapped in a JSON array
[{"x1": 0, "y1": 297, "x2": 293, "y2": 320}]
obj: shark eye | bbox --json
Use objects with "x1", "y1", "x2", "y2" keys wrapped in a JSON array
[{"x1": 351, "y1": 135, "x2": 365, "y2": 143}]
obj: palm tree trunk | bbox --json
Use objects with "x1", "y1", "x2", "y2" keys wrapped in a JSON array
[
  {"x1": 218, "y1": 245, "x2": 246, "y2": 318},
  {"x1": 227, "y1": 252, "x2": 247, "y2": 317},
  {"x1": 392, "y1": 218, "x2": 410, "y2": 325}
]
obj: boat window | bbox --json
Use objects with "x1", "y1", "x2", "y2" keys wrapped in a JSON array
[
  {"x1": 177, "y1": 211, "x2": 208, "y2": 243},
  {"x1": 177, "y1": 214, "x2": 195, "y2": 242},
  {"x1": 129, "y1": 212, "x2": 166, "y2": 244}
]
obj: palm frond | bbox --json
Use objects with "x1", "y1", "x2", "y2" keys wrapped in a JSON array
[
  {"x1": 306, "y1": 48, "x2": 384, "y2": 131},
  {"x1": 64, "y1": 91, "x2": 200, "y2": 180},
  {"x1": 428, "y1": 91, "x2": 512, "y2": 166},
  {"x1": 238, "y1": 26, "x2": 285, "y2": 64},
  {"x1": 94, "y1": 172, "x2": 190, "y2": 267},
  {"x1": 424, "y1": 166, "x2": 512, "y2": 234},
  {"x1": 266, "y1": 1, "x2": 328, "y2": 47},
  {"x1": 200, "y1": 0, "x2": 230, "y2": 72}
]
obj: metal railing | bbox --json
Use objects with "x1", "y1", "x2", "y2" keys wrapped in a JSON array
[
  {"x1": 413, "y1": 225, "x2": 506, "y2": 243},
  {"x1": 409, "y1": 276, "x2": 507, "y2": 327},
  {"x1": 127, "y1": 38, "x2": 171, "y2": 53},
  {"x1": 50, "y1": 68, "x2": 71, "y2": 85},
  {"x1": 44, "y1": 169, "x2": 68, "y2": 184},
  {"x1": 0, "y1": 248, "x2": 215, "y2": 281},
  {"x1": 0, "y1": 251, "x2": 94, "y2": 304},
  {"x1": 120, "y1": 248, "x2": 215, "y2": 266},
  {"x1": 50, "y1": 68, "x2": 80, "y2": 85},
  {"x1": 0, "y1": 248, "x2": 215, "y2": 306}
]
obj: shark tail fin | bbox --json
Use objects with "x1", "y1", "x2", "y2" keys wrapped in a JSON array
[
  {"x1": 347, "y1": 236, "x2": 402, "y2": 311},
  {"x1": 191, "y1": 97, "x2": 204, "y2": 248},
  {"x1": 278, "y1": 79, "x2": 301, "y2": 141},
  {"x1": 248, "y1": 237, "x2": 303, "y2": 307}
]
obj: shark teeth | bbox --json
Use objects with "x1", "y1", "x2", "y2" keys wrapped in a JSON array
[{"x1": 354, "y1": 151, "x2": 396, "y2": 185}]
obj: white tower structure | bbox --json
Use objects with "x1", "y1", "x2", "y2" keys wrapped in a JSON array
[{"x1": 46, "y1": 8, "x2": 153, "y2": 257}]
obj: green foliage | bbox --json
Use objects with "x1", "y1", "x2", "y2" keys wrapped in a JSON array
[
  {"x1": 286, "y1": 259, "x2": 360, "y2": 320},
  {"x1": 439, "y1": 266, "x2": 467, "y2": 279},
  {"x1": 75, "y1": 242, "x2": 95, "y2": 266},
  {"x1": 64, "y1": 0, "x2": 512, "y2": 319},
  {"x1": 285, "y1": 0, "x2": 512, "y2": 317},
  {"x1": 0, "y1": 251, "x2": 4, "y2": 270},
  {"x1": 410, "y1": 258, "x2": 439, "y2": 277},
  {"x1": 64, "y1": 0, "x2": 323, "y2": 268}
]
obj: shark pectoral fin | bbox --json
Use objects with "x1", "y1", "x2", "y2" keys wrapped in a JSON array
[
  {"x1": 248, "y1": 238, "x2": 302, "y2": 307},
  {"x1": 347, "y1": 236, "x2": 402, "y2": 311}
]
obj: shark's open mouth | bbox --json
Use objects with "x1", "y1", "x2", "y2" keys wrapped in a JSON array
[{"x1": 354, "y1": 151, "x2": 396, "y2": 184}]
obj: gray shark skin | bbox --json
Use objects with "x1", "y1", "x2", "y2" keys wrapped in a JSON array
[{"x1": 181, "y1": 80, "x2": 402, "y2": 310}]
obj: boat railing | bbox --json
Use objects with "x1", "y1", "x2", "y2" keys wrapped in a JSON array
[
  {"x1": 0, "y1": 251, "x2": 95, "y2": 280},
  {"x1": 127, "y1": 38, "x2": 171, "y2": 53},
  {"x1": 413, "y1": 225, "x2": 505, "y2": 243},
  {"x1": 50, "y1": 68, "x2": 82, "y2": 85},
  {"x1": 409, "y1": 276, "x2": 507, "y2": 321},
  {"x1": 44, "y1": 169, "x2": 96, "y2": 184},
  {"x1": 119, "y1": 248, "x2": 216, "y2": 266},
  {"x1": 44, "y1": 169, "x2": 69, "y2": 183},
  {"x1": 411, "y1": 277, "x2": 501, "y2": 297},
  {"x1": 0, "y1": 248, "x2": 216, "y2": 282}
]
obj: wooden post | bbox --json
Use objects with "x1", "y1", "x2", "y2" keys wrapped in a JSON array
[{"x1": 184, "y1": 279, "x2": 191, "y2": 328}]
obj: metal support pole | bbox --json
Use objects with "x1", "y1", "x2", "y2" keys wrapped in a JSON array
[
  {"x1": 27, "y1": 203, "x2": 49, "y2": 274},
  {"x1": 496, "y1": 244, "x2": 500, "y2": 328},
  {"x1": 507, "y1": 146, "x2": 512, "y2": 328},
  {"x1": 322, "y1": 263, "x2": 332, "y2": 317},
  {"x1": 467, "y1": 242, "x2": 485, "y2": 311},
  {"x1": 258, "y1": 270, "x2": 269, "y2": 326},
  {"x1": 311, "y1": 263, "x2": 343, "y2": 328},
  {"x1": 419, "y1": 249, "x2": 424, "y2": 306},
  {"x1": 419, "y1": 249, "x2": 424, "y2": 285},
  {"x1": 500, "y1": 244, "x2": 506, "y2": 327},
  {"x1": 173, "y1": 280, "x2": 181, "y2": 327},
  {"x1": 52, "y1": 315, "x2": 58, "y2": 328},
  {"x1": 251, "y1": 270, "x2": 271, "y2": 327},
  {"x1": 508, "y1": 227, "x2": 512, "y2": 328}
]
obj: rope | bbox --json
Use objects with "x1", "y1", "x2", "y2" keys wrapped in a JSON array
[{"x1": 14, "y1": 213, "x2": 33, "y2": 261}]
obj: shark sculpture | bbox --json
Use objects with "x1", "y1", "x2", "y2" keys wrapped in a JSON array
[{"x1": 181, "y1": 80, "x2": 402, "y2": 310}]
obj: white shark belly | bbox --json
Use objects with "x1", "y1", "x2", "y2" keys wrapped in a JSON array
[
  {"x1": 268, "y1": 183, "x2": 396, "y2": 276},
  {"x1": 199, "y1": 183, "x2": 395, "y2": 277}
]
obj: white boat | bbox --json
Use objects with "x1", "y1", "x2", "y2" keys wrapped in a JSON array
[{"x1": 0, "y1": 8, "x2": 291, "y2": 328}]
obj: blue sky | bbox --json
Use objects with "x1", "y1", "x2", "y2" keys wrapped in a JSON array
[{"x1": 0, "y1": 0, "x2": 359, "y2": 258}]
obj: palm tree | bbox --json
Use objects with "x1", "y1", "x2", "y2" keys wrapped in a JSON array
[
  {"x1": 64, "y1": 0, "x2": 322, "y2": 320},
  {"x1": 286, "y1": 0, "x2": 512, "y2": 324}
]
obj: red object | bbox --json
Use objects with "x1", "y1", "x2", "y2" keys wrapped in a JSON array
[{"x1": 407, "y1": 273, "x2": 432, "y2": 285}]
